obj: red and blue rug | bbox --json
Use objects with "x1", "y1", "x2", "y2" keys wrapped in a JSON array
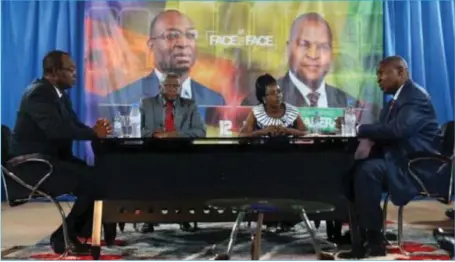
[{"x1": 2, "y1": 221, "x2": 451, "y2": 260}]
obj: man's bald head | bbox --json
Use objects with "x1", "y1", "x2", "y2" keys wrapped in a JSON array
[
  {"x1": 288, "y1": 12, "x2": 333, "y2": 44},
  {"x1": 147, "y1": 9, "x2": 197, "y2": 75},
  {"x1": 380, "y1": 55, "x2": 408, "y2": 72},
  {"x1": 286, "y1": 12, "x2": 333, "y2": 90},
  {"x1": 149, "y1": 9, "x2": 193, "y2": 37}
]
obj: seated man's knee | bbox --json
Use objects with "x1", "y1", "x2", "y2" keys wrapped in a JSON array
[{"x1": 356, "y1": 159, "x2": 385, "y2": 180}]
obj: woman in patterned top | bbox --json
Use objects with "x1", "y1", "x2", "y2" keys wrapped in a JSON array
[{"x1": 240, "y1": 74, "x2": 307, "y2": 137}]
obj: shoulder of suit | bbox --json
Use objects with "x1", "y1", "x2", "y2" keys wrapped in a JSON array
[
  {"x1": 325, "y1": 84, "x2": 344, "y2": 94},
  {"x1": 140, "y1": 95, "x2": 156, "y2": 104},
  {"x1": 26, "y1": 79, "x2": 54, "y2": 97},
  {"x1": 412, "y1": 82, "x2": 430, "y2": 99},
  {"x1": 192, "y1": 80, "x2": 222, "y2": 96},
  {"x1": 180, "y1": 97, "x2": 196, "y2": 107}
]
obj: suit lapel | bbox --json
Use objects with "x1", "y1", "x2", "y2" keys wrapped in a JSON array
[
  {"x1": 174, "y1": 98, "x2": 184, "y2": 129},
  {"x1": 280, "y1": 73, "x2": 307, "y2": 107},
  {"x1": 190, "y1": 80, "x2": 202, "y2": 102},
  {"x1": 325, "y1": 85, "x2": 339, "y2": 108},
  {"x1": 387, "y1": 81, "x2": 413, "y2": 122},
  {"x1": 153, "y1": 96, "x2": 164, "y2": 129}
]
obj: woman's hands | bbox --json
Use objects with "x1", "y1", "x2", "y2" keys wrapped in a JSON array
[{"x1": 260, "y1": 126, "x2": 306, "y2": 137}]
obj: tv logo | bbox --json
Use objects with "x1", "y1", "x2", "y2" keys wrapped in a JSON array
[
  {"x1": 219, "y1": 120, "x2": 233, "y2": 136},
  {"x1": 207, "y1": 29, "x2": 274, "y2": 48}
]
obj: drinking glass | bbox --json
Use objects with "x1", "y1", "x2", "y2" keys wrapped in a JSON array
[{"x1": 121, "y1": 115, "x2": 132, "y2": 138}]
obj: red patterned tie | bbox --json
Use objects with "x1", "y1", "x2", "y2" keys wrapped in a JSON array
[{"x1": 165, "y1": 101, "x2": 175, "y2": 131}]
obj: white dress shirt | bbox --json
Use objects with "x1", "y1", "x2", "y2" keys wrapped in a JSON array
[
  {"x1": 288, "y1": 71, "x2": 328, "y2": 107},
  {"x1": 155, "y1": 69, "x2": 192, "y2": 99},
  {"x1": 54, "y1": 86, "x2": 62, "y2": 98}
]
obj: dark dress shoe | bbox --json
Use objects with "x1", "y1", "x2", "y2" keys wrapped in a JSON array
[
  {"x1": 446, "y1": 209, "x2": 454, "y2": 220},
  {"x1": 433, "y1": 228, "x2": 454, "y2": 257},
  {"x1": 364, "y1": 243, "x2": 386, "y2": 257},
  {"x1": 180, "y1": 222, "x2": 198, "y2": 232},
  {"x1": 50, "y1": 238, "x2": 91, "y2": 255},
  {"x1": 141, "y1": 223, "x2": 155, "y2": 233},
  {"x1": 337, "y1": 243, "x2": 385, "y2": 259}
]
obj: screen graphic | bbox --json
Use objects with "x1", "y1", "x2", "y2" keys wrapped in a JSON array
[{"x1": 84, "y1": 1, "x2": 383, "y2": 137}]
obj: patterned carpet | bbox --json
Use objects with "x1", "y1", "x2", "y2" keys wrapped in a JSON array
[{"x1": 2, "y1": 221, "x2": 452, "y2": 260}]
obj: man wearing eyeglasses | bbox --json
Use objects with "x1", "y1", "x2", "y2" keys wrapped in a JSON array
[
  {"x1": 9, "y1": 50, "x2": 112, "y2": 254},
  {"x1": 105, "y1": 9, "x2": 225, "y2": 106}
]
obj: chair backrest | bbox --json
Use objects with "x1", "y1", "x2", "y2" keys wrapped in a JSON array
[
  {"x1": 1, "y1": 125, "x2": 12, "y2": 165},
  {"x1": 440, "y1": 121, "x2": 454, "y2": 156},
  {"x1": 1, "y1": 125, "x2": 30, "y2": 206}
]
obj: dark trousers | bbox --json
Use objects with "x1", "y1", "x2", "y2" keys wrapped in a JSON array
[
  {"x1": 12, "y1": 156, "x2": 98, "y2": 242},
  {"x1": 352, "y1": 158, "x2": 387, "y2": 231}
]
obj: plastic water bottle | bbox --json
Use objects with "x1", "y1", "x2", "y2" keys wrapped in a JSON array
[
  {"x1": 344, "y1": 99, "x2": 356, "y2": 136},
  {"x1": 312, "y1": 111, "x2": 321, "y2": 135},
  {"x1": 129, "y1": 103, "x2": 142, "y2": 138},
  {"x1": 113, "y1": 111, "x2": 123, "y2": 138}
]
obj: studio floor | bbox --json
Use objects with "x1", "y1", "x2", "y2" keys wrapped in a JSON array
[{"x1": 1, "y1": 201, "x2": 453, "y2": 259}]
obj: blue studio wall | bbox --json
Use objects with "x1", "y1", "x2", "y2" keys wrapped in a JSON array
[{"x1": 1, "y1": 0, "x2": 454, "y2": 155}]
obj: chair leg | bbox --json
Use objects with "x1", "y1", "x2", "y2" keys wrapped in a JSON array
[
  {"x1": 213, "y1": 210, "x2": 246, "y2": 260},
  {"x1": 382, "y1": 194, "x2": 392, "y2": 245},
  {"x1": 133, "y1": 223, "x2": 140, "y2": 232},
  {"x1": 397, "y1": 206, "x2": 409, "y2": 255},
  {"x1": 251, "y1": 213, "x2": 264, "y2": 260},
  {"x1": 91, "y1": 201, "x2": 104, "y2": 260},
  {"x1": 37, "y1": 190, "x2": 71, "y2": 258},
  {"x1": 299, "y1": 209, "x2": 322, "y2": 259}
]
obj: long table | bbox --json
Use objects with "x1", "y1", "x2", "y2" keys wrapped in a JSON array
[{"x1": 89, "y1": 137, "x2": 359, "y2": 259}]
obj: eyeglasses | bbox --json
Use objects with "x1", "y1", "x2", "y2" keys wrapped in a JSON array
[
  {"x1": 150, "y1": 29, "x2": 198, "y2": 41},
  {"x1": 265, "y1": 89, "x2": 282, "y2": 96},
  {"x1": 163, "y1": 84, "x2": 180, "y2": 88},
  {"x1": 60, "y1": 67, "x2": 76, "y2": 73}
]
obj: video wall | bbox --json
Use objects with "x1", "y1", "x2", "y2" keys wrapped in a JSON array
[{"x1": 84, "y1": 1, "x2": 383, "y2": 136}]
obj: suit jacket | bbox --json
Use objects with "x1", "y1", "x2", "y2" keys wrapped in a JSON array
[
  {"x1": 9, "y1": 78, "x2": 96, "y2": 159},
  {"x1": 358, "y1": 80, "x2": 441, "y2": 206},
  {"x1": 104, "y1": 71, "x2": 225, "y2": 106},
  {"x1": 140, "y1": 95, "x2": 206, "y2": 138},
  {"x1": 241, "y1": 72, "x2": 357, "y2": 107}
]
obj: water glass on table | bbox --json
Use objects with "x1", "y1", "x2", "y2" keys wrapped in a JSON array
[{"x1": 121, "y1": 115, "x2": 132, "y2": 138}]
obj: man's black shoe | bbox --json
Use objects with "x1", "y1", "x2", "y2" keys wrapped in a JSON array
[
  {"x1": 433, "y1": 228, "x2": 454, "y2": 257},
  {"x1": 337, "y1": 242, "x2": 386, "y2": 259},
  {"x1": 50, "y1": 237, "x2": 91, "y2": 255},
  {"x1": 365, "y1": 243, "x2": 386, "y2": 257},
  {"x1": 140, "y1": 223, "x2": 155, "y2": 233},
  {"x1": 180, "y1": 222, "x2": 198, "y2": 232},
  {"x1": 445, "y1": 209, "x2": 454, "y2": 220}
]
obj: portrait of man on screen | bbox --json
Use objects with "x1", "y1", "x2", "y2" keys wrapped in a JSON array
[{"x1": 242, "y1": 12, "x2": 357, "y2": 108}]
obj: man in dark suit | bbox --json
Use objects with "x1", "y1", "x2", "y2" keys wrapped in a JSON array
[
  {"x1": 9, "y1": 50, "x2": 112, "y2": 254},
  {"x1": 104, "y1": 9, "x2": 225, "y2": 107},
  {"x1": 340, "y1": 56, "x2": 441, "y2": 258},
  {"x1": 242, "y1": 12, "x2": 355, "y2": 107},
  {"x1": 139, "y1": 72, "x2": 205, "y2": 232}
]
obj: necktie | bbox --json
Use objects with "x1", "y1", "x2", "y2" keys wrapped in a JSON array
[
  {"x1": 165, "y1": 101, "x2": 175, "y2": 131},
  {"x1": 307, "y1": 92, "x2": 320, "y2": 107},
  {"x1": 389, "y1": 99, "x2": 396, "y2": 111},
  {"x1": 385, "y1": 99, "x2": 396, "y2": 121}
]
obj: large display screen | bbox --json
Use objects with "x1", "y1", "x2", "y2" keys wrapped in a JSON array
[{"x1": 84, "y1": 1, "x2": 383, "y2": 137}]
